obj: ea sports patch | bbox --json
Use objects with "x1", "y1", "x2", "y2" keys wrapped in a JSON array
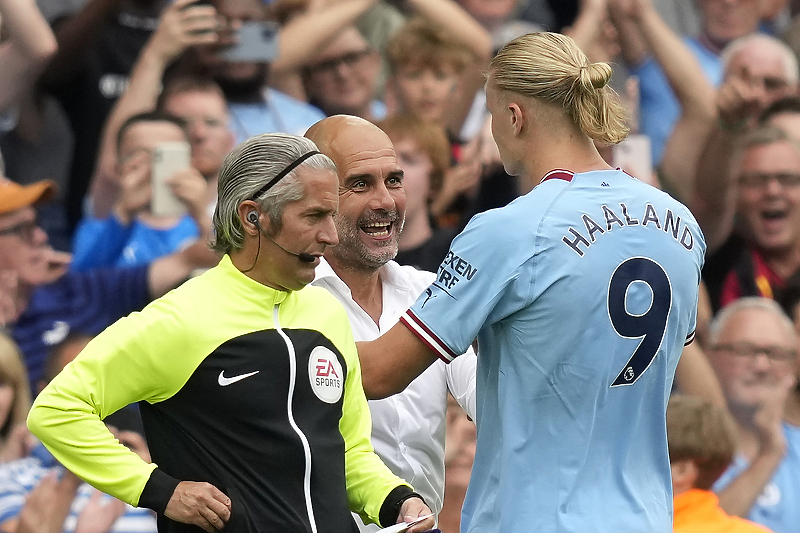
[{"x1": 308, "y1": 346, "x2": 343, "y2": 403}]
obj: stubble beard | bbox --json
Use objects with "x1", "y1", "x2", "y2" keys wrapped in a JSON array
[{"x1": 329, "y1": 210, "x2": 404, "y2": 272}]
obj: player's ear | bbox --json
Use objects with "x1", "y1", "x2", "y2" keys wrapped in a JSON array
[{"x1": 508, "y1": 102, "x2": 525, "y2": 136}]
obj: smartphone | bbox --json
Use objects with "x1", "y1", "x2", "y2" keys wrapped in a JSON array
[
  {"x1": 220, "y1": 20, "x2": 279, "y2": 63},
  {"x1": 612, "y1": 134, "x2": 654, "y2": 186},
  {"x1": 151, "y1": 142, "x2": 191, "y2": 217}
]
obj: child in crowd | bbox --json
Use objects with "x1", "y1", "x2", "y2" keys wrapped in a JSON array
[
  {"x1": 378, "y1": 113, "x2": 455, "y2": 272},
  {"x1": 668, "y1": 395, "x2": 772, "y2": 533}
]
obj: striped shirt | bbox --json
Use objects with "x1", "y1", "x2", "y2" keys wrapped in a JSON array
[{"x1": 0, "y1": 447, "x2": 156, "y2": 533}]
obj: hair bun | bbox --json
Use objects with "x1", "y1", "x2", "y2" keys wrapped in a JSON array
[{"x1": 579, "y1": 62, "x2": 612, "y2": 90}]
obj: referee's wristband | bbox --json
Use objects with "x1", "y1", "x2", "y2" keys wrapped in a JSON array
[{"x1": 379, "y1": 486, "x2": 426, "y2": 527}]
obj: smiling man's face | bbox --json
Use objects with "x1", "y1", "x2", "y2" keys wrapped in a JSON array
[
  {"x1": 736, "y1": 140, "x2": 800, "y2": 254},
  {"x1": 315, "y1": 119, "x2": 406, "y2": 272}
]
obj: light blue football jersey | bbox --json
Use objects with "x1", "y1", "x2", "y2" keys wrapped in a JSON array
[{"x1": 400, "y1": 169, "x2": 706, "y2": 533}]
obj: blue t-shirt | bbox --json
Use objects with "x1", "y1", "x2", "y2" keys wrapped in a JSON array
[
  {"x1": 400, "y1": 169, "x2": 706, "y2": 533},
  {"x1": 633, "y1": 37, "x2": 723, "y2": 165},
  {"x1": 714, "y1": 423, "x2": 800, "y2": 533},
  {"x1": 229, "y1": 88, "x2": 325, "y2": 142},
  {"x1": 12, "y1": 266, "x2": 150, "y2": 388},
  {"x1": 71, "y1": 214, "x2": 198, "y2": 271}
]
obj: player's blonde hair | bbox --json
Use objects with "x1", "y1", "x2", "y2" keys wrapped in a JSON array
[{"x1": 489, "y1": 32, "x2": 628, "y2": 145}]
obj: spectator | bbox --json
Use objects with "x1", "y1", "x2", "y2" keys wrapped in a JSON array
[
  {"x1": 667, "y1": 394, "x2": 772, "y2": 533},
  {"x1": 775, "y1": 284, "x2": 800, "y2": 430},
  {"x1": 306, "y1": 115, "x2": 476, "y2": 531},
  {"x1": 91, "y1": 0, "x2": 374, "y2": 222},
  {"x1": 40, "y1": 0, "x2": 169, "y2": 234},
  {"x1": 760, "y1": 95, "x2": 800, "y2": 138},
  {"x1": 89, "y1": 0, "x2": 219, "y2": 220},
  {"x1": 692, "y1": 33, "x2": 799, "y2": 210},
  {"x1": 187, "y1": 0, "x2": 326, "y2": 140},
  {"x1": 621, "y1": 0, "x2": 762, "y2": 164},
  {"x1": 72, "y1": 112, "x2": 211, "y2": 271},
  {"x1": 697, "y1": 126, "x2": 800, "y2": 311},
  {"x1": 301, "y1": 25, "x2": 385, "y2": 121},
  {"x1": 0, "y1": 331, "x2": 155, "y2": 533},
  {"x1": 28, "y1": 133, "x2": 434, "y2": 533},
  {"x1": 438, "y1": 394, "x2": 476, "y2": 533},
  {"x1": 384, "y1": 13, "x2": 493, "y2": 229},
  {"x1": 0, "y1": 0, "x2": 57, "y2": 115},
  {"x1": 0, "y1": 178, "x2": 218, "y2": 389},
  {"x1": 609, "y1": 0, "x2": 716, "y2": 201},
  {"x1": 377, "y1": 114, "x2": 456, "y2": 272},
  {"x1": 158, "y1": 76, "x2": 235, "y2": 191},
  {"x1": 706, "y1": 297, "x2": 800, "y2": 533},
  {"x1": 0, "y1": 332, "x2": 31, "y2": 463}
]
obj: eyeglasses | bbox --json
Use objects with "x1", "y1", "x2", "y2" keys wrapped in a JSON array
[
  {"x1": 0, "y1": 218, "x2": 39, "y2": 242},
  {"x1": 738, "y1": 172, "x2": 800, "y2": 188},
  {"x1": 711, "y1": 342, "x2": 798, "y2": 364},
  {"x1": 307, "y1": 49, "x2": 372, "y2": 75}
]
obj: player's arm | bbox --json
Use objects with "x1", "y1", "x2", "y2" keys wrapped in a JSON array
[{"x1": 358, "y1": 320, "x2": 440, "y2": 400}]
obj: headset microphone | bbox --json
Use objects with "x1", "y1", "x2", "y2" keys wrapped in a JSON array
[{"x1": 248, "y1": 211, "x2": 317, "y2": 263}]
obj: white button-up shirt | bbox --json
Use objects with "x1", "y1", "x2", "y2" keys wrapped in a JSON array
[{"x1": 312, "y1": 259, "x2": 476, "y2": 531}]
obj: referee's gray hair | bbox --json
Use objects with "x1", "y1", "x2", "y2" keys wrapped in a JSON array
[
  {"x1": 708, "y1": 297, "x2": 796, "y2": 346},
  {"x1": 211, "y1": 133, "x2": 336, "y2": 255}
]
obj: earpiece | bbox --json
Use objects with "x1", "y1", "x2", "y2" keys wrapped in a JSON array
[{"x1": 246, "y1": 208, "x2": 317, "y2": 264}]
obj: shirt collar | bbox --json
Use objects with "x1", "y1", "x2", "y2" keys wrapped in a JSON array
[
  {"x1": 314, "y1": 257, "x2": 414, "y2": 294},
  {"x1": 217, "y1": 254, "x2": 289, "y2": 306}
]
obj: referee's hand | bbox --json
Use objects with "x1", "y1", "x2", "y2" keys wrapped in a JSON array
[
  {"x1": 165, "y1": 481, "x2": 232, "y2": 532},
  {"x1": 399, "y1": 497, "x2": 435, "y2": 532}
]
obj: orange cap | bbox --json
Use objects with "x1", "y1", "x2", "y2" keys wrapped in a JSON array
[{"x1": 0, "y1": 179, "x2": 56, "y2": 216}]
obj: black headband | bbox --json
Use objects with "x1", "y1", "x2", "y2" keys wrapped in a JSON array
[{"x1": 250, "y1": 150, "x2": 321, "y2": 200}]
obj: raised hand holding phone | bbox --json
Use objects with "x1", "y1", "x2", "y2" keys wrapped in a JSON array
[
  {"x1": 220, "y1": 20, "x2": 279, "y2": 62},
  {"x1": 151, "y1": 142, "x2": 192, "y2": 217}
]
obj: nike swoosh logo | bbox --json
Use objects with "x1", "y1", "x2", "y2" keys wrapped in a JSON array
[{"x1": 218, "y1": 370, "x2": 259, "y2": 386}]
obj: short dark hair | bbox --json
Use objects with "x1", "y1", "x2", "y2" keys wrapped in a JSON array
[
  {"x1": 116, "y1": 112, "x2": 188, "y2": 156},
  {"x1": 156, "y1": 75, "x2": 228, "y2": 112},
  {"x1": 760, "y1": 95, "x2": 800, "y2": 124}
]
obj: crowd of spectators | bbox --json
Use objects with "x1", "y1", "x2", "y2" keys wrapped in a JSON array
[{"x1": 1, "y1": 0, "x2": 800, "y2": 532}]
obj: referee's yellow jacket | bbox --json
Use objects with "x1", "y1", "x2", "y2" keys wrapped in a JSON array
[{"x1": 28, "y1": 255, "x2": 413, "y2": 533}]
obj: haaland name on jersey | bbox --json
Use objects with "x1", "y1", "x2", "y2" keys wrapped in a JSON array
[{"x1": 562, "y1": 202, "x2": 696, "y2": 257}]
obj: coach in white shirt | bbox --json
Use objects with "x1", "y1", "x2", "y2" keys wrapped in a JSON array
[{"x1": 307, "y1": 115, "x2": 476, "y2": 531}]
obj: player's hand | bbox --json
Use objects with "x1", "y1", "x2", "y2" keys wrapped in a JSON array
[
  {"x1": 397, "y1": 497, "x2": 435, "y2": 533},
  {"x1": 165, "y1": 481, "x2": 232, "y2": 532}
]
